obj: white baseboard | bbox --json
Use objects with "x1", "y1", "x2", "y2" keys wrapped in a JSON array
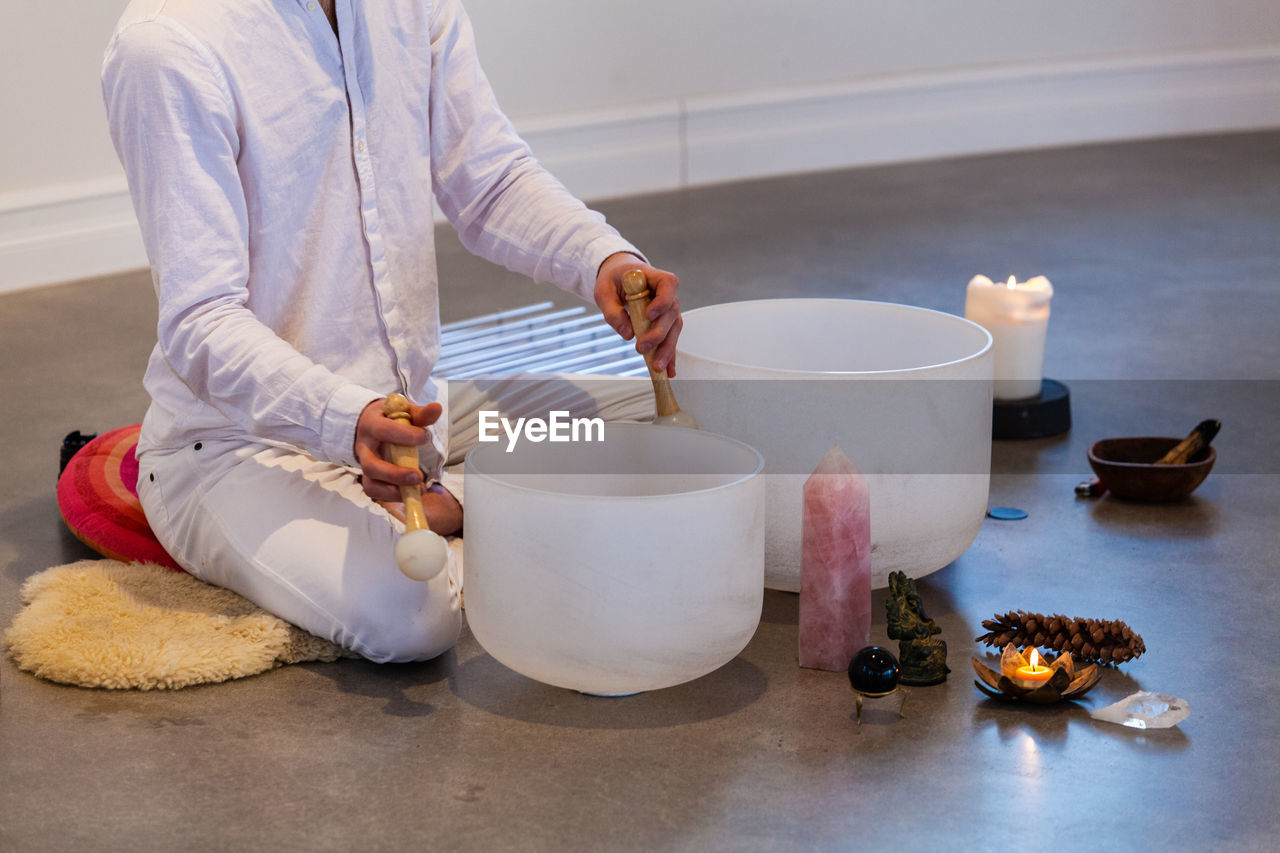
[
  {"x1": 0, "y1": 177, "x2": 148, "y2": 295},
  {"x1": 519, "y1": 100, "x2": 687, "y2": 202},
  {"x1": 683, "y1": 47, "x2": 1280, "y2": 186},
  {"x1": 4, "y1": 46, "x2": 1278, "y2": 294}
]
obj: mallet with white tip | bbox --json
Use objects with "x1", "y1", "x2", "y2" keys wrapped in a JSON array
[
  {"x1": 621, "y1": 269, "x2": 698, "y2": 430},
  {"x1": 382, "y1": 394, "x2": 450, "y2": 582}
]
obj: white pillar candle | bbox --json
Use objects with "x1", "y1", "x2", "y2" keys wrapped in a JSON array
[{"x1": 964, "y1": 274, "x2": 1054, "y2": 400}]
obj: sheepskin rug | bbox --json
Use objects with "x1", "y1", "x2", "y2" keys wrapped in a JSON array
[{"x1": 5, "y1": 559, "x2": 348, "y2": 689}]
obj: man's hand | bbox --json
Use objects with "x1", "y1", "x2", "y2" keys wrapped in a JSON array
[
  {"x1": 354, "y1": 398, "x2": 462, "y2": 535},
  {"x1": 594, "y1": 252, "x2": 682, "y2": 377}
]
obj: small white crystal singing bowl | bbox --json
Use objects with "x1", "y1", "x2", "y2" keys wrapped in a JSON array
[
  {"x1": 463, "y1": 423, "x2": 766, "y2": 696},
  {"x1": 675, "y1": 299, "x2": 994, "y2": 591}
]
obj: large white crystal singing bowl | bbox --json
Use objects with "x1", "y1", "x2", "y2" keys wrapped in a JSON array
[
  {"x1": 463, "y1": 423, "x2": 766, "y2": 695},
  {"x1": 675, "y1": 299, "x2": 994, "y2": 591}
]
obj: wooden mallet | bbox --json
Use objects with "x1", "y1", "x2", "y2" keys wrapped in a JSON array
[
  {"x1": 621, "y1": 269, "x2": 698, "y2": 429},
  {"x1": 382, "y1": 394, "x2": 449, "y2": 582}
]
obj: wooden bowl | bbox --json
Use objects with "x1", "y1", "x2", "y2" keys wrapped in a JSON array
[{"x1": 1087, "y1": 437, "x2": 1215, "y2": 502}]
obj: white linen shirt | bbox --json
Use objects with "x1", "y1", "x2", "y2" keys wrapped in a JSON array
[{"x1": 102, "y1": 0, "x2": 639, "y2": 472}]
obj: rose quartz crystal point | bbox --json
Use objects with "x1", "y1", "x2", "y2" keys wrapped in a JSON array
[{"x1": 799, "y1": 445, "x2": 871, "y2": 671}]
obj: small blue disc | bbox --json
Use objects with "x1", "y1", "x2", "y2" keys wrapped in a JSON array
[{"x1": 987, "y1": 506, "x2": 1028, "y2": 520}]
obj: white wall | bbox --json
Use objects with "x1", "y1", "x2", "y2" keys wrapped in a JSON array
[
  {"x1": 3, "y1": 0, "x2": 1279, "y2": 292},
  {"x1": 467, "y1": 0, "x2": 1280, "y2": 114}
]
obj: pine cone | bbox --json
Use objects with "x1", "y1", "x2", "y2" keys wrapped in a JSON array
[{"x1": 975, "y1": 610, "x2": 1145, "y2": 666}]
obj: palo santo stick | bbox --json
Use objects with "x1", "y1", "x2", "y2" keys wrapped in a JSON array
[{"x1": 1156, "y1": 419, "x2": 1221, "y2": 465}]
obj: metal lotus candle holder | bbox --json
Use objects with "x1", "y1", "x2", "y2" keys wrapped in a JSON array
[{"x1": 972, "y1": 644, "x2": 1101, "y2": 704}]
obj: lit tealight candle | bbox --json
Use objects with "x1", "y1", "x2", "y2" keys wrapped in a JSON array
[
  {"x1": 1014, "y1": 648, "x2": 1053, "y2": 683},
  {"x1": 965, "y1": 274, "x2": 1054, "y2": 401}
]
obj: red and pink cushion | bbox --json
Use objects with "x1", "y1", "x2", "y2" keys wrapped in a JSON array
[{"x1": 57, "y1": 425, "x2": 182, "y2": 570}]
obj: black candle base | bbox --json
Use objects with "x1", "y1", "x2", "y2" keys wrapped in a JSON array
[{"x1": 992, "y1": 378, "x2": 1071, "y2": 440}]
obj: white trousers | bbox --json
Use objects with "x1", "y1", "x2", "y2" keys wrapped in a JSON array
[{"x1": 137, "y1": 374, "x2": 653, "y2": 663}]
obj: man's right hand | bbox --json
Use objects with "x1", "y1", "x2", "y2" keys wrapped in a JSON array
[
  {"x1": 355, "y1": 399, "x2": 465, "y2": 532},
  {"x1": 353, "y1": 398, "x2": 463, "y2": 535},
  {"x1": 354, "y1": 397, "x2": 437, "y2": 502}
]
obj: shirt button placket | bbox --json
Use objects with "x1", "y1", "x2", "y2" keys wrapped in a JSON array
[{"x1": 342, "y1": 39, "x2": 411, "y2": 392}]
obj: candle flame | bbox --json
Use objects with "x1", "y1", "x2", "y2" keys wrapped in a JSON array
[
  {"x1": 1029, "y1": 649, "x2": 1041, "y2": 668},
  {"x1": 1005, "y1": 276, "x2": 1017, "y2": 289}
]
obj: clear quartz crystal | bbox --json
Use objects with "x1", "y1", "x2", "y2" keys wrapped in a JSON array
[{"x1": 1090, "y1": 691, "x2": 1190, "y2": 729}]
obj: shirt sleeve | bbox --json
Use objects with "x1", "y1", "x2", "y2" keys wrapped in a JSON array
[
  {"x1": 426, "y1": 0, "x2": 644, "y2": 301},
  {"x1": 102, "y1": 20, "x2": 380, "y2": 466}
]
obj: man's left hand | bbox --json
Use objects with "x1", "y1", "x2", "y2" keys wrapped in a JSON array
[{"x1": 594, "y1": 253, "x2": 682, "y2": 377}]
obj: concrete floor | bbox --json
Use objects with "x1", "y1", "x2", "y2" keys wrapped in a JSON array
[{"x1": 2, "y1": 132, "x2": 1278, "y2": 851}]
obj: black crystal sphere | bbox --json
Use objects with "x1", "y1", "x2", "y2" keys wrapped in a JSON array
[{"x1": 848, "y1": 646, "x2": 900, "y2": 696}]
